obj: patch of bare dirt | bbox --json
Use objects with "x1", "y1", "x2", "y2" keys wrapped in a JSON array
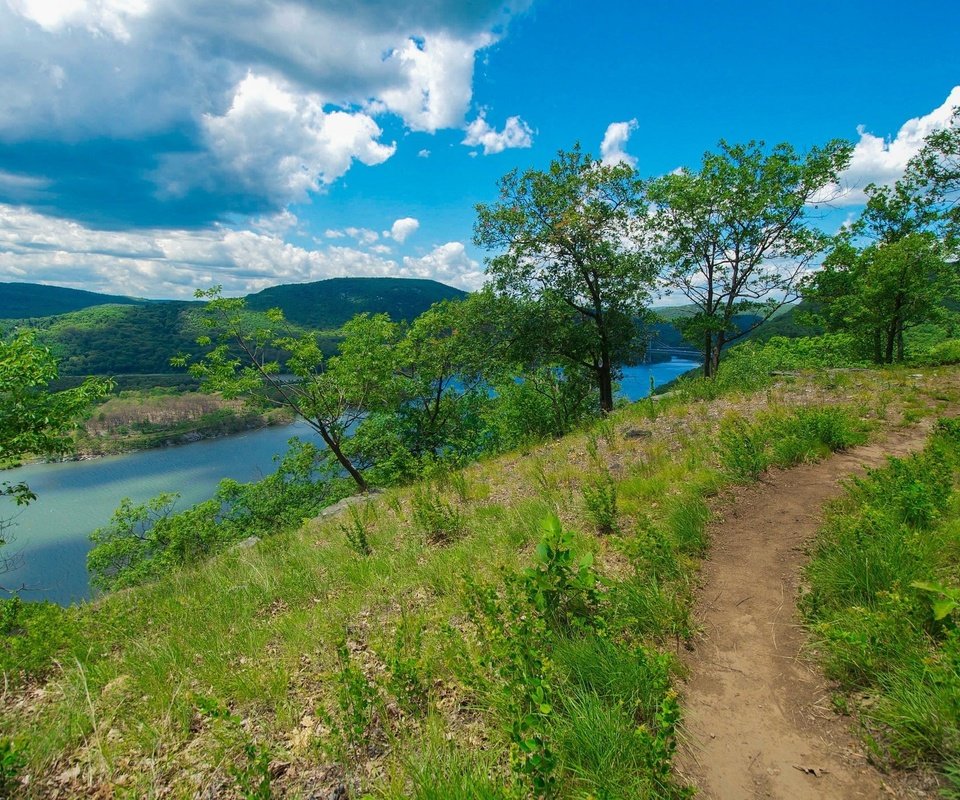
[{"x1": 676, "y1": 421, "x2": 941, "y2": 800}]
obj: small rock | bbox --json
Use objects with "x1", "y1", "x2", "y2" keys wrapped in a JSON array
[
  {"x1": 234, "y1": 535, "x2": 260, "y2": 549},
  {"x1": 624, "y1": 428, "x2": 653, "y2": 439}
]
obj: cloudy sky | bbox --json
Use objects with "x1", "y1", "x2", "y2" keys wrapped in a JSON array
[{"x1": 0, "y1": 0, "x2": 958, "y2": 299}]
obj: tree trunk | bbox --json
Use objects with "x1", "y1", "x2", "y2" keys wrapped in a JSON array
[
  {"x1": 314, "y1": 425, "x2": 368, "y2": 492},
  {"x1": 597, "y1": 361, "x2": 614, "y2": 414},
  {"x1": 703, "y1": 332, "x2": 713, "y2": 378},
  {"x1": 884, "y1": 326, "x2": 896, "y2": 365},
  {"x1": 896, "y1": 327, "x2": 905, "y2": 363}
]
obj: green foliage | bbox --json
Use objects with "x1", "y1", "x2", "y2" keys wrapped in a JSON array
[
  {"x1": 805, "y1": 419, "x2": 960, "y2": 769},
  {"x1": 230, "y1": 742, "x2": 273, "y2": 800},
  {"x1": 411, "y1": 488, "x2": 464, "y2": 545},
  {"x1": 645, "y1": 138, "x2": 852, "y2": 376},
  {"x1": 339, "y1": 504, "x2": 373, "y2": 556},
  {"x1": 0, "y1": 281, "x2": 142, "y2": 319},
  {"x1": 475, "y1": 145, "x2": 656, "y2": 412},
  {"x1": 381, "y1": 618, "x2": 431, "y2": 717},
  {"x1": 522, "y1": 515, "x2": 601, "y2": 634},
  {"x1": 919, "y1": 339, "x2": 960, "y2": 366},
  {"x1": 331, "y1": 642, "x2": 380, "y2": 755},
  {"x1": 88, "y1": 440, "x2": 341, "y2": 592},
  {"x1": 0, "y1": 737, "x2": 24, "y2": 795},
  {"x1": 581, "y1": 472, "x2": 620, "y2": 535},
  {"x1": 804, "y1": 232, "x2": 957, "y2": 364},
  {"x1": 718, "y1": 406, "x2": 868, "y2": 482},
  {"x1": 0, "y1": 597, "x2": 78, "y2": 678}
]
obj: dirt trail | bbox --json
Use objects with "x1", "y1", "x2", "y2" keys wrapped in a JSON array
[{"x1": 677, "y1": 423, "x2": 934, "y2": 800}]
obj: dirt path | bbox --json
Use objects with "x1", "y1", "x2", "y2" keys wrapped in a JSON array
[{"x1": 676, "y1": 422, "x2": 934, "y2": 800}]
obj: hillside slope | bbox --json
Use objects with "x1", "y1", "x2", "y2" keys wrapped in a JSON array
[
  {"x1": 2, "y1": 366, "x2": 955, "y2": 798},
  {"x1": 0, "y1": 282, "x2": 144, "y2": 318},
  {"x1": 2, "y1": 277, "x2": 466, "y2": 377}
]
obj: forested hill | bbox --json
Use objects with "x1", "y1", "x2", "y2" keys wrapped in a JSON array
[
  {"x1": 0, "y1": 277, "x2": 468, "y2": 378},
  {"x1": 244, "y1": 277, "x2": 467, "y2": 328},
  {"x1": 0, "y1": 282, "x2": 145, "y2": 318}
]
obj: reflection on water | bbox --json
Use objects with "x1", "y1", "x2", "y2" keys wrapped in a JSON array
[{"x1": 3, "y1": 358, "x2": 699, "y2": 605}]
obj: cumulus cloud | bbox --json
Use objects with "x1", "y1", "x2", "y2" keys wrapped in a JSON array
[
  {"x1": 389, "y1": 217, "x2": 420, "y2": 243},
  {"x1": 600, "y1": 119, "x2": 638, "y2": 168},
  {"x1": 0, "y1": 204, "x2": 483, "y2": 296},
  {"x1": 344, "y1": 227, "x2": 380, "y2": 245},
  {"x1": 401, "y1": 241, "x2": 483, "y2": 288},
  {"x1": 820, "y1": 86, "x2": 960, "y2": 206},
  {"x1": 462, "y1": 113, "x2": 534, "y2": 155},
  {"x1": 0, "y1": 0, "x2": 529, "y2": 225}
]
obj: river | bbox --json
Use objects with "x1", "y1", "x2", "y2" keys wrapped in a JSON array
[{"x1": 3, "y1": 358, "x2": 699, "y2": 605}]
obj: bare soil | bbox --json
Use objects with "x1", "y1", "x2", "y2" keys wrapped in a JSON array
[{"x1": 676, "y1": 421, "x2": 939, "y2": 799}]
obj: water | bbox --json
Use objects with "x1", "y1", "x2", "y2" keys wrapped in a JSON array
[{"x1": 2, "y1": 358, "x2": 699, "y2": 605}]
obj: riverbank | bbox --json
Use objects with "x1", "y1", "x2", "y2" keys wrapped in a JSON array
[{"x1": 70, "y1": 390, "x2": 293, "y2": 459}]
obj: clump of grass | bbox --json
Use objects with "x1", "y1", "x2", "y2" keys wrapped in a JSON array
[
  {"x1": 411, "y1": 487, "x2": 465, "y2": 544},
  {"x1": 339, "y1": 503, "x2": 373, "y2": 555},
  {"x1": 582, "y1": 471, "x2": 619, "y2": 534}
]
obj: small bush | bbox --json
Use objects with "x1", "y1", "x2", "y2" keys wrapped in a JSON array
[
  {"x1": 411, "y1": 488, "x2": 464, "y2": 544},
  {"x1": 717, "y1": 415, "x2": 767, "y2": 481},
  {"x1": 582, "y1": 472, "x2": 619, "y2": 534}
]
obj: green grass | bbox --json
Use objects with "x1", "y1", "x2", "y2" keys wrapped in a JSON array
[
  {"x1": 804, "y1": 418, "x2": 960, "y2": 778},
  {"x1": 0, "y1": 367, "x2": 954, "y2": 797}
]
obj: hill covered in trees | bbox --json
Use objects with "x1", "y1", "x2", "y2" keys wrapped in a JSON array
[{"x1": 0, "y1": 278, "x2": 468, "y2": 377}]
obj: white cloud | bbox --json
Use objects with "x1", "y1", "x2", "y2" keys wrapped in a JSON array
[
  {"x1": 0, "y1": 1, "x2": 530, "y2": 219},
  {"x1": 389, "y1": 217, "x2": 420, "y2": 243},
  {"x1": 462, "y1": 113, "x2": 534, "y2": 155},
  {"x1": 324, "y1": 229, "x2": 346, "y2": 239},
  {"x1": 0, "y1": 204, "x2": 482, "y2": 296},
  {"x1": 819, "y1": 86, "x2": 960, "y2": 206},
  {"x1": 173, "y1": 72, "x2": 396, "y2": 206},
  {"x1": 418, "y1": 149, "x2": 431, "y2": 158},
  {"x1": 344, "y1": 226, "x2": 380, "y2": 245},
  {"x1": 401, "y1": 241, "x2": 483, "y2": 289},
  {"x1": 600, "y1": 119, "x2": 638, "y2": 168}
]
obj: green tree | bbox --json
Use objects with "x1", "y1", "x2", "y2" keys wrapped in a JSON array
[
  {"x1": 1, "y1": 331, "x2": 110, "y2": 584},
  {"x1": 805, "y1": 232, "x2": 955, "y2": 363},
  {"x1": 176, "y1": 288, "x2": 395, "y2": 491},
  {"x1": 474, "y1": 145, "x2": 655, "y2": 413},
  {"x1": 902, "y1": 107, "x2": 960, "y2": 252},
  {"x1": 644, "y1": 139, "x2": 852, "y2": 377}
]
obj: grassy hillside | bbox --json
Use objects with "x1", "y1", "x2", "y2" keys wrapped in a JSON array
[
  {"x1": 0, "y1": 282, "x2": 145, "y2": 319},
  {"x1": 244, "y1": 277, "x2": 467, "y2": 328},
  {"x1": 1, "y1": 364, "x2": 956, "y2": 798}
]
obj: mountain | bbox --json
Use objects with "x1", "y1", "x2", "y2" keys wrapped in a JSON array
[
  {"x1": 0, "y1": 277, "x2": 467, "y2": 378},
  {"x1": 0, "y1": 282, "x2": 145, "y2": 318},
  {"x1": 244, "y1": 277, "x2": 467, "y2": 328}
]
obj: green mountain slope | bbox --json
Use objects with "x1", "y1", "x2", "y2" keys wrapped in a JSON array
[
  {"x1": 244, "y1": 276, "x2": 467, "y2": 328},
  {"x1": 2, "y1": 277, "x2": 466, "y2": 377},
  {"x1": 0, "y1": 282, "x2": 144, "y2": 318}
]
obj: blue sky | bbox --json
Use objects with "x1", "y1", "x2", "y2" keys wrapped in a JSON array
[{"x1": 0, "y1": 0, "x2": 957, "y2": 299}]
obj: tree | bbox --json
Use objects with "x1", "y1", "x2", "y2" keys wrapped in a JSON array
[
  {"x1": 474, "y1": 145, "x2": 655, "y2": 413},
  {"x1": 176, "y1": 288, "x2": 392, "y2": 491},
  {"x1": 1, "y1": 331, "x2": 110, "y2": 585},
  {"x1": 644, "y1": 139, "x2": 852, "y2": 377},
  {"x1": 902, "y1": 107, "x2": 960, "y2": 252},
  {"x1": 805, "y1": 232, "x2": 955, "y2": 363}
]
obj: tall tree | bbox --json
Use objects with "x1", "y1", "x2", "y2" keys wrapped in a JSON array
[
  {"x1": 1, "y1": 331, "x2": 110, "y2": 584},
  {"x1": 474, "y1": 145, "x2": 655, "y2": 413},
  {"x1": 644, "y1": 139, "x2": 852, "y2": 377},
  {"x1": 176, "y1": 288, "x2": 390, "y2": 491}
]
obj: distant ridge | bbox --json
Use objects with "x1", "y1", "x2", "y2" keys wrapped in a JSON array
[
  {"x1": 244, "y1": 277, "x2": 467, "y2": 328},
  {"x1": 0, "y1": 277, "x2": 469, "y2": 378},
  {"x1": 0, "y1": 282, "x2": 145, "y2": 319}
]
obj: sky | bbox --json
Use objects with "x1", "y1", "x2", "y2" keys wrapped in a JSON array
[{"x1": 0, "y1": 0, "x2": 958, "y2": 300}]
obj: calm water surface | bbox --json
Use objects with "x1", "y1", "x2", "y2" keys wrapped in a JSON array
[{"x1": 4, "y1": 358, "x2": 698, "y2": 605}]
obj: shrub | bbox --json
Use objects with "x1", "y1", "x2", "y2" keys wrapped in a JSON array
[
  {"x1": 411, "y1": 488, "x2": 464, "y2": 545},
  {"x1": 581, "y1": 472, "x2": 619, "y2": 534}
]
